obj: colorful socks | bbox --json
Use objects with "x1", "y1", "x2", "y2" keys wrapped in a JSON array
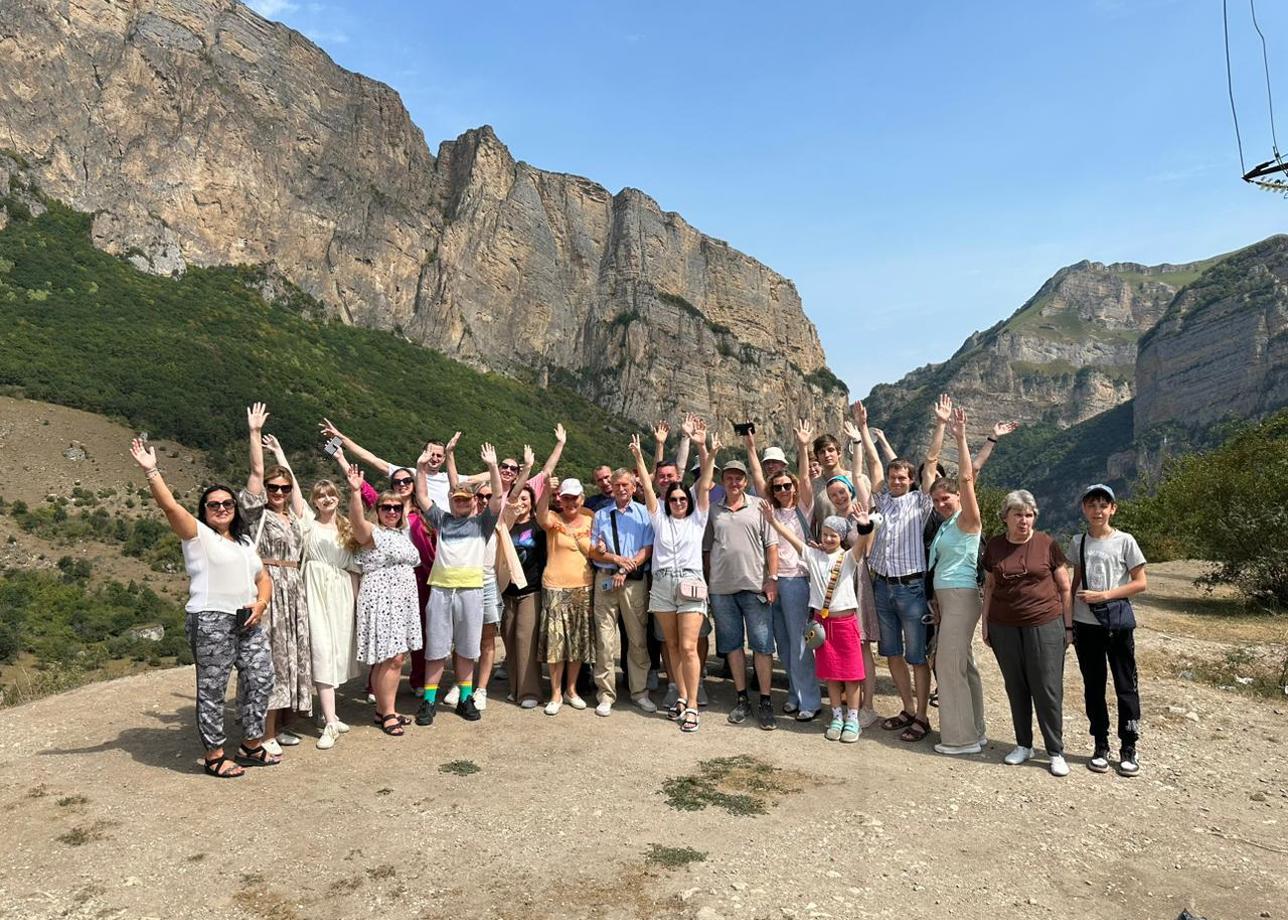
[
  {"x1": 424, "y1": 684, "x2": 438, "y2": 703},
  {"x1": 459, "y1": 681, "x2": 474, "y2": 702}
]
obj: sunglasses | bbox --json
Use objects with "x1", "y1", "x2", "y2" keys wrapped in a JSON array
[
  {"x1": 771, "y1": 482, "x2": 794, "y2": 492},
  {"x1": 476, "y1": 493, "x2": 493, "y2": 501},
  {"x1": 391, "y1": 477, "x2": 414, "y2": 487},
  {"x1": 499, "y1": 463, "x2": 519, "y2": 473},
  {"x1": 378, "y1": 503, "x2": 403, "y2": 513},
  {"x1": 205, "y1": 499, "x2": 236, "y2": 511},
  {"x1": 667, "y1": 495, "x2": 690, "y2": 504},
  {"x1": 265, "y1": 483, "x2": 293, "y2": 494}
]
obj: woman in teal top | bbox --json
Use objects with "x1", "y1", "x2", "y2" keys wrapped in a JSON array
[{"x1": 926, "y1": 408, "x2": 987, "y2": 755}]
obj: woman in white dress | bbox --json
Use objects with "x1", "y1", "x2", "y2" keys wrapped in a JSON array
[
  {"x1": 346, "y1": 464, "x2": 422, "y2": 737},
  {"x1": 301, "y1": 479, "x2": 361, "y2": 750}
]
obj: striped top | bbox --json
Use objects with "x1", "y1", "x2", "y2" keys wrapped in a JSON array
[{"x1": 870, "y1": 488, "x2": 934, "y2": 578}]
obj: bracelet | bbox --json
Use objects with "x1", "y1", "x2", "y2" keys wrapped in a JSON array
[
  {"x1": 145, "y1": 468, "x2": 161, "y2": 478},
  {"x1": 986, "y1": 436, "x2": 998, "y2": 443}
]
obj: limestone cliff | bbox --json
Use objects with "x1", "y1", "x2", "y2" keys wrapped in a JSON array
[
  {"x1": 0, "y1": 0, "x2": 845, "y2": 436},
  {"x1": 861, "y1": 256, "x2": 1219, "y2": 456},
  {"x1": 1135, "y1": 236, "x2": 1288, "y2": 433}
]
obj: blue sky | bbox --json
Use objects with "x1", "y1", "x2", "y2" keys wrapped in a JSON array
[{"x1": 250, "y1": 0, "x2": 1286, "y2": 397}]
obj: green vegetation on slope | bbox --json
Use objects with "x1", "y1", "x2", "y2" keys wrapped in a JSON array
[{"x1": 0, "y1": 196, "x2": 636, "y2": 478}]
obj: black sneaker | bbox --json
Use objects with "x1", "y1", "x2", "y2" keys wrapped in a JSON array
[
  {"x1": 457, "y1": 695, "x2": 481, "y2": 722},
  {"x1": 415, "y1": 697, "x2": 437, "y2": 726},
  {"x1": 1117, "y1": 747, "x2": 1139, "y2": 777},
  {"x1": 1088, "y1": 741, "x2": 1110, "y2": 773},
  {"x1": 727, "y1": 698, "x2": 751, "y2": 724},
  {"x1": 757, "y1": 698, "x2": 777, "y2": 731}
]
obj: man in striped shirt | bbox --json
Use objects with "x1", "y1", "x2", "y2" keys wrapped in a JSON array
[{"x1": 856, "y1": 395, "x2": 950, "y2": 743}]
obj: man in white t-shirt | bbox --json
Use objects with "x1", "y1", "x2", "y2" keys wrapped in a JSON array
[{"x1": 319, "y1": 417, "x2": 450, "y2": 506}]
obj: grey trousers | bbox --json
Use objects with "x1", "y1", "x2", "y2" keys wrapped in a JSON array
[
  {"x1": 989, "y1": 617, "x2": 1066, "y2": 754},
  {"x1": 186, "y1": 610, "x2": 274, "y2": 751},
  {"x1": 935, "y1": 588, "x2": 987, "y2": 746}
]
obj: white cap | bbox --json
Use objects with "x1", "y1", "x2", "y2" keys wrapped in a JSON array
[{"x1": 558, "y1": 478, "x2": 585, "y2": 497}]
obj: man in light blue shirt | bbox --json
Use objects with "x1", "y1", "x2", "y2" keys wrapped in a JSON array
[{"x1": 588, "y1": 468, "x2": 655, "y2": 715}]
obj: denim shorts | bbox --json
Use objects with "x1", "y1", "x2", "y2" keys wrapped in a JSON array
[
  {"x1": 710, "y1": 590, "x2": 774, "y2": 656},
  {"x1": 874, "y1": 576, "x2": 930, "y2": 665},
  {"x1": 482, "y1": 575, "x2": 502, "y2": 626}
]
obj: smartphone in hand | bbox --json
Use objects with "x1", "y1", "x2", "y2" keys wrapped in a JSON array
[{"x1": 733, "y1": 422, "x2": 756, "y2": 436}]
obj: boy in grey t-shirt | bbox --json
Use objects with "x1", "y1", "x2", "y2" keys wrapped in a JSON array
[{"x1": 1068, "y1": 484, "x2": 1148, "y2": 777}]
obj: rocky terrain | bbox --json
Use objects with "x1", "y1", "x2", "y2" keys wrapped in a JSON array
[{"x1": 0, "y1": 0, "x2": 846, "y2": 437}]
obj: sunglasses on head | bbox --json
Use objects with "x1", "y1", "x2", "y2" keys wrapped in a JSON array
[
  {"x1": 265, "y1": 483, "x2": 293, "y2": 494},
  {"x1": 205, "y1": 499, "x2": 236, "y2": 511},
  {"x1": 391, "y1": 476, "x2": 414, "y2": 487},
  {"x1": 378, "y1": 503, "x2": 403, "y2": 513},
  {"x1": 772, "y1": 482, "x2": 794, "y2": 492},
  {"x1": 499, "y1": 463, "x2": 519, "y2": 472}
]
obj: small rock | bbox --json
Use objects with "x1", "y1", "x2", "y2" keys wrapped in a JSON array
[
  {"x1": 732, "y1": 882, "x2": 747, "y2": 891},
  {"x1": 680, "y1": 888, "x2": 699, "y2": 902},
  {"x1": 63, "y1": 446, "x2": 87, "y2": 461},
  {"x1": 1185, "y1": 711, "x2": 1200, "y2": 722},
  {"x1": 1252, "y1": 792, "x2": 1268, "y2": 802}
]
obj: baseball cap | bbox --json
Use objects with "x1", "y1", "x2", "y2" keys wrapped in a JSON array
[
  {"x1": 450, "y1": 485, "x2": 474, "y2": 500},
  {"x1": 1080, "y1": 483, "x2": 1116, "y2": 503},
  {"x1": 761, "y1": 446, "x2": 787, "y2": 465},
  {"x1": 722, "y1": 460, "x2": 748, "y2": 476},
  {"x1": 558, "y1": 478, "x2": 585, "y2": 497}
]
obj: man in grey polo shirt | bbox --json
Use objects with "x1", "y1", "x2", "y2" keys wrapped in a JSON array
[{"x1": 704, "y1": 459, "x2": 780, "y2": 730}]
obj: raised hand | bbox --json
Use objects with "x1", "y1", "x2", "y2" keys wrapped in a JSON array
[
  {"x1": 445, "y1": 431, "x2": 462, "y2": 454},
  {"x1": 992, "y1": 421, "x2": 1019, "y2": 438},
  {"x1": 758, "y1": 500, "x2": 775, "y2": 524},
  {"x1": 247, "y1": 402, "x2": 270, "y2": 432},
  {"x1": 130, "y1": 438, "x2": 157, "y2": 472},
  {"x1": 852, "y1": 401, "x2": 868, "y2": 427},
  {"x1": 523, "y1": 444, "x2": 535, "y2": 467},
  {"x1": 480, "y1": 442, "x2": 498, "y2": 466},
  {"x1": 261, "y1": 433, "x2": 285, "y2": 461},
  {"x1": 843, "y1": 420, "x2": 862, "y2": 443},
  {"x1": 629, "y1": 433, "x2": 643, "y2": 458},
  {"x1": 345, "y1": 463, "x2": 364, "y2": 491},
  {"x1": 793, "y1": 419, "x2": 813, "y2": 447},
  {"x1": 653, "y1": 420, "x2": 670, "y2": 443},
  {"x1": 950, "y1": 407, "x2": 968, "y2": 439},
  {"x1": 869, "y1": 426, "x2": 884, "y2": 441},
  {"x1": 932, "y1": 393, "x2": 952, "y2": 424},
  {"x1": 708, "y1": 431, "x2": 722, "y2": 453},
  {"x1": 554, "y1": 422, "x2": 567, "y2": 444},
  {"x1": 318, "y1": 417, "x2": 343, "y2": 440},
  {"x1": 417, "y1": 442, "x2": 436, "y2": 468},
  {"x1": 680, "y1": 413, "x2": 699, "y2": 439}
]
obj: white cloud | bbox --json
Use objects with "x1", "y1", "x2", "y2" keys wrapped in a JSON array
[{"x1": 246, "y1": 0, "x2": 300, "y2": 18}]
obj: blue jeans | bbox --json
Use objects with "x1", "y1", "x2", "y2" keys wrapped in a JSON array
[
  {"x1": 874, "y1": 577, "x2": 930, "y2": 665},
  {"x1": 771, "y1": 576, "x2": 820, "y2": 712},
  {"x1": 711, "y1": 591, "x2": 774, "y2": 656}
]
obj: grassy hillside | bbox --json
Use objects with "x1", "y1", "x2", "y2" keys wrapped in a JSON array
[{"x1": 0, "y1": 194, "x2": 638, "y2": 479}]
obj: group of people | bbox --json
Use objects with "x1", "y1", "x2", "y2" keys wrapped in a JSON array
[{"x1": 131, "y1": 397, "x2": 1147, "y2": 782}]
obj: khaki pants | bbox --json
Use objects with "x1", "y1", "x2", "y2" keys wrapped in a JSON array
[
  {"x1": 501, "y1": 591, "x2": 542, "y2": 703},
  {"x1": 935, "y1": 587, "x2": 987, "y2": 746},
  {"x1": 592, "y1": 578, "x2": 649, "y2": 704}
]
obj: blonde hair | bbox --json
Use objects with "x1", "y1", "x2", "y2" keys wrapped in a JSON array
[
  {"x1": 265, "y1": 465, "x2": 294, "y2": 485},
  {"x1": 310, "y1": 480, "x2": 353, "y2": 546}
]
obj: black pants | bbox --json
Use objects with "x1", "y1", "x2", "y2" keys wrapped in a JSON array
[
  {"x1": 989, "y1": 618, "x2": 1066, "y2": 754},
  {"x1": 1073, "y1": 623, "x2": 1140, "y2": 747}
]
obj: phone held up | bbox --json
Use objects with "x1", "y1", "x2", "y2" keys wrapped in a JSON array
[
  {"x1": 733, "y1": 421, "x2": 756, "y2": 436},
  {"x1": 322, "y1": 435, "x2": 343, "y2": 456}
]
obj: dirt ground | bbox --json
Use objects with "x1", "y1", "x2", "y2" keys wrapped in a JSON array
[{"x1": 1, "y1": 560, "x2": 1285, "y2": 920}]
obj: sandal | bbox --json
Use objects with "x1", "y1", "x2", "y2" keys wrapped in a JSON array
[
  {"x1": 666, "y1": 700, "x2": 686, "y2": 721},
  {"x1": 680, "y1": 708, "x2": 700, "y2": 733},
  {"x1": 203, "y1": 755, "x2": 245, "y2": 779},
  {"x1": 373, "y1": 712, "x2": 411, "y2": 727},
  {"x1": 899, "y1": 716, "x2": 931, "y2": 743},
  {"x1": 881, "y1": 710, "x2": 916, "y2": 731},
  {"x1": 378, "y1": 713, "x2": 406, "y2": 737},
  {"x1": 929, "y1": 689, "x2": 940, "y2": 708},
  {"x1": 234, "y1": 742, "x2": 281, "y2": 767}
]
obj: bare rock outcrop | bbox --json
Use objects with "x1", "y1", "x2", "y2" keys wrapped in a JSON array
[{"x1": 0, "y1": 0, "x2": 845, "y2": 435}]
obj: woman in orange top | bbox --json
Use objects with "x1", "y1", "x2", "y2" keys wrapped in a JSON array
[{"x1": 534, "y1": 476, "x2": 595, "y2": 715}]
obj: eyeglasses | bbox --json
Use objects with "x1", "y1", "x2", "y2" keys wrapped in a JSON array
[
  {"x1": 378, "y1": 504, "x2": 403, "y2": 513},
  {"x1": 265, "y1": 483, "x2": 293, "y2": 494},
  {"x1": 391, "y1": 477, "x2": 414, "y2": 487},
  {"x1": 499, "y1": 463, "x2": 519, "y2": 473},
  {"x1": 205, "y1": 499, "x2": 236, "y2": 511},
  {"x1": 771, "y1": 482, "x2": 794, "y2": 492}
]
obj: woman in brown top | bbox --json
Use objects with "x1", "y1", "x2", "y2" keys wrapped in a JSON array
[{"x1": 981, "y1": 489, "x2": 1073, "y2": 777}]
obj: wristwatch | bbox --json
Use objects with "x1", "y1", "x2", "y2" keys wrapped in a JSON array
[{"x1": 768, "y1": 574, "x2": 778, "y2": 581}]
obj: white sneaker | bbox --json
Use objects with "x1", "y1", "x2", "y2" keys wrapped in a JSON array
[
  {"x1": 566, "y1": 695, "x2": 588, "y2": 710},
  {"x1": 275, "y1": 730, "x2": 301, "y2": 747},
  {"x1": 697, "y1": 683, "x2": 709, "y2": 708},
  {"x1": 633, "y1": 693, "x2": 658, "y2": 713},
  {"x1": 934, "y1": 741, "x2": 983, "y2": 756},
  {"x1": 858, "y1": 707, "x2": 880, "y2": 729},
  {"x1": 443, "y1": 685, "x2": 460, "y2": 707},
  {"x1": 474, "y1": 688, "x2": 488, "y2": 711},
  {"x1": 595, "y1": 700, "x2": 613, "y2": 717},
  {"x1": 1003, "y1": 745, "x2": 1034, "y2": 765},
  {"x1": 544, "y1": 699, "x2": 562, "y2": 716},
  {"x1": 333, "y1": 720, "x2": 350, "y2": 734},
  {"x1": 1048, "y1": 753, "x2": 1070, "y2": 777},
  {"x1": 366, "y1": 692, "x2": 376, "y2": 704},
  {"x1": 647, "y1": 669, "x2": 659, "y2": 691},
  {"x1": 262, "y1": 738, "x2": 283, "y2": 757},
  {"x1": 662, "y1": 683, "x2": 679, "y2": 709},
  {"x1": 978, "y1": 731, "x2": 988, "y2": 746},
  {"x1": 520, "y1": 697, "x2": 539, "y2": 710},
  {"x1": 317, "y1": 724, "x2": 340, "y2": 750}
]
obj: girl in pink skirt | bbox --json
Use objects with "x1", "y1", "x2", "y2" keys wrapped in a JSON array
[{"x1": 762, "y1": 509, "x2": 876, "y2": 743}]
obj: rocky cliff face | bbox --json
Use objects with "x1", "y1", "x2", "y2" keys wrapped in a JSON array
[
  {"x1": 0, "y1": 0, "x2": 845, "y2": 436},
  {"x1": 1135, "y1": 236, "x2": 1288, "y2": 433},
  {"x1": 861, "y1": 256, "x2": 1217, "y2": 455}
]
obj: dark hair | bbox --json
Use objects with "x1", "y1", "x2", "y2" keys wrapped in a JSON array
[
  {"x1": 654, "y1": 459, "x2": 679, "y2": 475},
  {"x1": 196, "y1": 483, "x2": 251, "y2": 543},
  {"x1": 888, "y1": 458, "x2": 918, "y2": 479},
  {"x1": 812, "y1": 434, "x2": 840, "y2": 457},
  {"x1": 389, "y1": 466, "x2": 414, "y2": 486},
  {"x1": 663, "y1": 482, "x2": 693, "y2": 518},
  {"x1": 913, "y1": 461, "x2": 948, "y2": 490},
  {"x1": 514, "y1": 484, "x2": 537, "y2": 519}
]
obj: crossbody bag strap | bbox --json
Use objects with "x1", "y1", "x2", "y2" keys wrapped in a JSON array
[
  {"x1": 1078, "y1": 533, "x2": 1089, "y2": 590},
  {"x1": 819, "y1": 553, "x2": 846, "y2": 619},
  {"x1": 610, "y1": 509, "x2": 621, "y2": 557}
]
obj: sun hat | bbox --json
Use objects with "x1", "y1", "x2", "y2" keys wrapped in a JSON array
[
  {"x1": 761, "y1": 446, "x2": 787, "y2": 465},
  {"x1": 558, "y1": 478, "x2": 585, "y2": 497}
]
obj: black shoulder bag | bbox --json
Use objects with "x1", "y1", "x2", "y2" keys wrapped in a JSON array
[{"x1": 1079, "y1": 533, "x2": 1136, "y2": 630}]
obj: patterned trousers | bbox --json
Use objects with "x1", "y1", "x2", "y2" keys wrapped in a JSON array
[{"x1": 185, "y1": 610, "x2": 275, "y2": 751}]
